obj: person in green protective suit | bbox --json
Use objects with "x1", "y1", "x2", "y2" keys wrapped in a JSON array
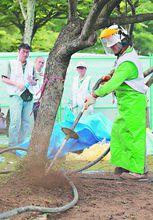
[{"x1": 84, "y1": 25, "x2": 148, "y2": 179}]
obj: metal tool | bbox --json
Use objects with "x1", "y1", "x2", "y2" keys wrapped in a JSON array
[
  {"x1": 45, "y1": 107, "x2": 86, "y2": 173},
  {"x1": 45, "y1": 76, "x2": 107, "y2": 174}
]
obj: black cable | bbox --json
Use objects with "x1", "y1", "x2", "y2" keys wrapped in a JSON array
[{"x1": 73, "y1": 146, "x2": 110, "y2": 173}]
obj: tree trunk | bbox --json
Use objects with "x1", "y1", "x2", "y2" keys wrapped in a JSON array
[
  {"x1": 23, "y1": 0, "x2": 36, "y2": 45},
  {"x1": 29, "y1": 19, "x2": 90, "y2": 156},
  {"x1": 30, "y1": 54, "x2": 71, "y2": 156}
]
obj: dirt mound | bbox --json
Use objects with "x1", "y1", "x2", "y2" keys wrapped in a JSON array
[
  {"x1": 0, "y1": 171, "x2": 153, "y2": 220},
  {"x1": 1, "y1": 148, "x2": 153, "y2": 220},
  {"x1": 21, "y1": 154, "x2": 68, "y2": 189},
  {"x1": 0, "y1": 153, "x2": 72, "y2": 219}
]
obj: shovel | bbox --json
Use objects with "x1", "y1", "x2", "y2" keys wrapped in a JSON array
[
  {"x1": 45, "y1": 76, "x2": 106, "y2": 174},
  {"x1": 45, "y1": 106, "x2": 86, "y2": 173}
]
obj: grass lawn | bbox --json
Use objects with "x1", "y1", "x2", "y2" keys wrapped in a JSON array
[{"x1": 0, "y1": 143, "x2": 153, "y2": 174}]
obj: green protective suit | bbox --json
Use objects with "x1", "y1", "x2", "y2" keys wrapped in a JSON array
[{"x1": 95, "y1": 60, "x2": 146, "y2": 174}]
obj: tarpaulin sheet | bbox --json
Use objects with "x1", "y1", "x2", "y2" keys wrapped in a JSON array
[{"x1": 16, "y1": 108, "x2": 112, "y2": 158}]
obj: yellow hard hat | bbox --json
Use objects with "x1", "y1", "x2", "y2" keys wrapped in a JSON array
[{"x1": 100, "y1": 28, "x2": 119, "y2": 39}]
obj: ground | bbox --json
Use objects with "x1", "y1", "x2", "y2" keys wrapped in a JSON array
[
  {"x1": 0, "y1": 142, "x2": 153, "y2": 220},
  {"x1": 54, "y1": 172, "x2": 153, "y2": 220}
]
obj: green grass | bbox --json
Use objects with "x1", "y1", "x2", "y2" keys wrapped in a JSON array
[
  {"x1": 0, "y1": 144, "x2": 21, "y2": 173},
  {"x1": 0, "y1": 144, "x2": 153, "y2": 174},
  {"x1": 147, "y1": 156, "x2": 153, "y2": 171},
  {"x1": 63, "y1": 157, "x2": 153, "y2": 173},
  {"x1": 61, "y1": 159, "x2": 114, "y2": 172}
]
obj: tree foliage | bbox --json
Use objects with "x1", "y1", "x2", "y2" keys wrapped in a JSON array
[
  {"x1": 0, "y1": 0, "x2": 153, "y2": 54},
  {"x1": 0, "y1": 0, "x2": 68, "y2": 43},
  {"x1": 134, "y1": 0, "x2": 153, "y2": 54}
]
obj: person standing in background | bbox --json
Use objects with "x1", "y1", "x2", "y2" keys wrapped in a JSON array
[
  {"x1": 68, "y1": 61, "x2": 93, "y2": 115},
  {"x1": 1, "y1": 43, "x2": 36, "y2": 147},
  {"x1": 32, "y1": 57, "x2": 45, "y2": 120}
]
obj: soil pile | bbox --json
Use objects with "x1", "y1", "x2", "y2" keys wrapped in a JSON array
[{"x1": 0, "y1": 154, "x2": 72, "y2": 220}]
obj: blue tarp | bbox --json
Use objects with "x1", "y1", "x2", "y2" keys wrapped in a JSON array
[{"x1": 16, "y1": 108, "x2": 112, "y2": 158}]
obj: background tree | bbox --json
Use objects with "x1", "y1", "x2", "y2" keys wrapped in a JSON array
[
  {"x1": 134, "y1": 0, "x2": 153, "y2": 54},
  {"x1": 0, "y1": 0, "x2": 153, "y2": 53},
  {"x1": 18, "y1": 0, "x2": 36, "y2": 45},
  {"x1": 0, "y1": 0, "x2": 68, "y2": 45},
  {"x1": 29, "y1": 0, "x2": 153, "y2": 158}
]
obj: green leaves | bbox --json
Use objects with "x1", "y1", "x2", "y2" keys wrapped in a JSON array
[{"x1": 0, "y1": 0, "x2": 153, "y2": 54}]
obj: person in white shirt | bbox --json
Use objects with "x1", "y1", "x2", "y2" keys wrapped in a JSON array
[
  {"x1": 69, "y1": 61, "x2": 93, "y2": 115},
  {"x1": 32, "y1": 57, "x2": 45, "y2": 120},
  {"x1": 1, "y1": 43, "x2": 36, "y2": 147}
]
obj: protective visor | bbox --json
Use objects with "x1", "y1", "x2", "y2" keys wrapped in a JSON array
[
  {"x1": 101, "y1": 38, "x2": 114, "y2": 55},
  {"x1": 101, "y1": 34, "x2": 122, "y2": 55}
]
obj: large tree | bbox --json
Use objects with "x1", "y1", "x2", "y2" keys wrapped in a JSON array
[
  {"x1": 0, "y1": 0, "x2": 68, "y2": 45},
  {"x1": 18, "y1": 0, "x2": 36, "y2": 44},
  {"x1": 29, "y1": 0, "x2": 153, "y2": 157},
  {"x1": 0, "y1": 0, "x2": 152, "y2": 51}
]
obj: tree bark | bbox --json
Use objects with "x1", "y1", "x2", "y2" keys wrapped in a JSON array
[
  {"x1": 145, "y1": 67, "x2": 153, "y2": 87},
  {"x1": 18, "y1": 0, "x2": 27, "y2": 20},
  {"x1": 99, "y1": 0, "x2": 122, "y2": 18},
  {"x1": 144, "y1": 67, "x2": 153, "y2": 78},
  {"x1": 22, "y1": 0, "x2": 36, "y2": 45},
  {"x1": 81, "y1": 0, "x2": 112, "y2": 40},
  {"x1": 96, "y1": 13, "x2": 153, "y2": 29},
  {"x1": 68, "y1": 0, "x2": 78, "y2": 21},
  {"x1": 30, "y1": 51, "x2": 70, "y2": 156}
]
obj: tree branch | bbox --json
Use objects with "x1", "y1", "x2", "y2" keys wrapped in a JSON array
[
  {"x1": 145, "y1": 67, "x2": 153, "y2": 87},
  {"x1": 127, "y1": 0, "x2": 136, "y2": 37},
  {"x1": 95, "y1": 13, "x2": 153, "y2": 30},
  {"x1": 100, "y1": 0, "x2": 122, "y2": 18},
  {"x1": 18, "y1": 0, "x2": 27, "y2": 20},
  {"x1": 68, "y1": 0, "x2": 78, "y2": 21},
  {"x1": 144, "y1": 67, "x2": 153, "y2": 78},
  {"x1": 127, "y1": 0, "x2": 135, "y2": 14},
  {"x1": 10, "y1": 11, "x2": 24, "y2": 34},
  {"x1": 81, "y1": 0, "x2": 112, "y2": 40},
  {"x1": 35, "y1": 11, "x2": 62, "y2": 29}
]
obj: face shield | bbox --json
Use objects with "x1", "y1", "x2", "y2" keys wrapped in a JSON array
[
  {"x1": 101, "y1": 34, "x2": 122, "y2": 55},
  {"x1": 101, "y1": 38, "x2": 114, "y2": 55}
]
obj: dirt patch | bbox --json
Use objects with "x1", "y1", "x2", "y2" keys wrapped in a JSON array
[
  {"x1": 0, "y1": 170, "x2": 153, "y2": 220},
  {"x1": 0, "y1": 154, "x2": 72, "y2": 220},
  {"x1": 1, "y1": 148, "x2": 153, "y2": 220},
  {"x1": 50, "y1": 172, "x2": 153, "y2": 220},
  {"x1": 21, "y1": 154, "x2": 68, "y2": 189}
]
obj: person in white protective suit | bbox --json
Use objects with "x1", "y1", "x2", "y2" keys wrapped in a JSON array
[{"x1": 68, "y1": 61, "x2": 94, "y2": 115}]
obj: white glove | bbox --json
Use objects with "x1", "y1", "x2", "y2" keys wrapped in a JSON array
[{"x1": 84, "y1": 94, "x2": 97, "y2": 110}]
